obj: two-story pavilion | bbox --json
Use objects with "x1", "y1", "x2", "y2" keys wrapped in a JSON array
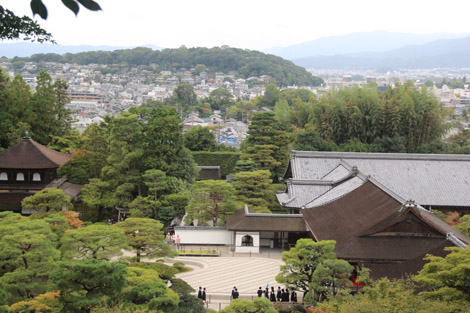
[{"x1": 0, "y1": 137, "x2": 81, "y2": 213}]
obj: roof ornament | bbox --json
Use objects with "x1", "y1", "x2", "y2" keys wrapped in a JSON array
[
  {"x1": 446, "y1": 232, "x2": 468, "y2": 248},
  {"x1": 23, "y1": 130, "x2": 31, "y2": 140},
  {"x1": 351, "y1": 166, "x2": 358, "y2": 175},
  {"x1": 399, "y1": 200, "x2": 416, "y2": 212}
]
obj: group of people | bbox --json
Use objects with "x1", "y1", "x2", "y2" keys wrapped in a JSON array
[
  {"x1": 165, "y1": 232, "x2": 181, "y2": 249},
  {"x1": 197, "y1": 287, "x2": 207, "y2": 303},
  {"x1": 257, "y1": 286, "x2": 298, "y2": 303}
]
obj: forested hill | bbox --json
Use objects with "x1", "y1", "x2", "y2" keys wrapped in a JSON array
[{"x1": 12, "y1": 46, "x2": 323, "y2": 86}]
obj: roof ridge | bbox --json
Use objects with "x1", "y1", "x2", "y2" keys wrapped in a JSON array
[
  {"x1": 30, "y1": 140, "x2": 72, "y2": 166},
  {"x1": 292, "y1": 150, "x2": 470, "y2": 161},
  {"x1": 304, "y1": 176, "x2": 366, "y2": 209}
]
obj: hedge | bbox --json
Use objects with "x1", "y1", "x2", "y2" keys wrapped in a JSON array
[{"x1": 192, "y1": 152, "x2": 241, "y2": 177}]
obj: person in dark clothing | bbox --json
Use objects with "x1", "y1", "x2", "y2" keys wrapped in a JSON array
[
  {"x1": 202, "y1": 288, "x2": 207, "y2": 303},
  {"x1": 265, "y1": 287, "x2": 269, "y2": 299},
  {"x1": 276, "y1": 287, "x2": 282, "y2": 302},
  {"x1": 281, "y1": 289, "x2": 286, "y2": 302},
  {"x1": 231, "y1": 287, "x2": 239, "y2": 300},
  {"x1": 257, "y1": 287, "x2": 263, "y2": 297},
  {"x1": 291, "y1": 289, "x2": 298, "y2": 302},
  {"x1": 270, "y1": 287, "x2": 276, "y2": 302},
  {"x1": 197, "y1": 286, "x2": 202, "y2": 300}
]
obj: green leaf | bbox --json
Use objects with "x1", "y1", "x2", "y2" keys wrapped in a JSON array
[
  {"x1": 62, "y1": 0, "x2": 80, "y2": 15},
  {"x1": 77, "y1": 0, "x2": 102, "y2": 11},
  {"x1": 30, "y1": 0, "x2": 48, "y2": 19}
]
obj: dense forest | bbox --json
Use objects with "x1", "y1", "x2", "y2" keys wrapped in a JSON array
[{"x1": 10, "y1": 46, "x2": 323, "y2": 87}]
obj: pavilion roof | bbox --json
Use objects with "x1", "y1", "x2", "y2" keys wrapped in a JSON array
[{"x1": 0, "y1": 137, "x2": 72, "y2": 169}]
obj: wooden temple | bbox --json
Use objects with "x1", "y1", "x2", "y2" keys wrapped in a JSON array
[{"x1": 0, "y1": 137, "x2": 82, "y2": 213}]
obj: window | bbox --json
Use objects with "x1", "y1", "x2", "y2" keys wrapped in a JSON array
[
  {"x1": 241, "y1": 235, "x2": 253, "y2": 247},
  {"x1": 0, "y1": 172, "x2": 7, "y2": 181},
  {"x1": 16, "y1": 173, "x2": 24, "y2": 181},
  {"x1": 32, "y1": 173, "x2": 41, "y2": 181}
]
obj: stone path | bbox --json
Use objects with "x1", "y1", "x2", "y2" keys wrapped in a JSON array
[{"x1": 172, "y1": 256, "x2": 285, "y2": 300}]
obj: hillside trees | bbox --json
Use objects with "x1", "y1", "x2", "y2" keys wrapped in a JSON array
[
  {"x1": 13, "y1": 47, "x2": 324, "y2": 86},
  {"x1": 0, "y1": 71, "x2": 73, "y2": 149},
  {"x1": 71, "y1": 105, "x2": 195, "y2": 221}
]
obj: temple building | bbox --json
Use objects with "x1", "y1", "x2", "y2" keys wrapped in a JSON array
[
  {"x1": 274, "y1": 151, "x2": 470, "y2": 279},
  {"x1": 0, "y1": 137, "x2": 82, "y2": 214}
]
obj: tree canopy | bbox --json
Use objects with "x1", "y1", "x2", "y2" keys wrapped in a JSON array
[{"x1": 12, "y1": 47, "x2": 324, "y2": 86}]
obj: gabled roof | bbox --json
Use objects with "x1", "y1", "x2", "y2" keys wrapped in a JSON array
[
  {"x1": 301, "y1": 181, "x2": 403, "y2": 247},
  {"x1": 0, "y1": 138, "x2": 72, "y2": 169},
  {"x1": 301, "y1": 180, "x2": 470, "y2": 253},
  {"x1": 282, "y1": 150, "x2": 470, "y2": 208}
]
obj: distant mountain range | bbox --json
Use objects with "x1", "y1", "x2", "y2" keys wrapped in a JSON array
[
  {"x1": 0, "y1": 42, "x2": 162, "y2": 58},
  {"x1": 292, "y1": 36, "x2": 470, "y2": 70},
  {"x1": 264, "y1": 31, "x2": 470, "y2": 70},
  {"x1": 264, "y1": 31, "x2": 469, "y2": 59}
]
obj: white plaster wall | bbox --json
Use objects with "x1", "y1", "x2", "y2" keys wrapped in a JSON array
[
  {"x1": 175, "y1": 228, "x2": 233, "y2": 245},
  {"x1": 235, "y1": 231, "x2": 260, "y2": 253}
]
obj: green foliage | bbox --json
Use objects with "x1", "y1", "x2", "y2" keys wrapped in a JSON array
[
  {"x1": 276, "y1": 239, "x2": 352, "y2": 304},
  {"x1": 220, "y1": 297, "x2": 278, "y2": 313},
  {"x1": 186, "y1": 180, "x2": 238, "y2": 225},
  {"x1": 0, "y1": 214, "x2": 59, "y2": 301},
  {"x1": 171, "y1": 294, "x2": 206, "y2": 313},
  {"x1": 292, "y1": 127, "x2": 338, "y2": 151},
  {"x1": 192, "y1": 151, "x2": 241, "y2": 177},
  {"x1": 184, "y1": 127, "x2": 218, "y2": 151},
  {"x1": 172, "y1": 83, "x2": 197, "y2": 111},
  {"x1": 244, "y1": 111, "x2": 289, "y2": 177},
  {"x1": 52, "y1": 259, "x2": 127, "y2": 313},
  {"x1": 117, "y1": 218, "x2": 176, "y2": 262},
  {"x1": 0, "y1": 72, "x2": 72, "y2": 149},
  {"x1": 207, "y1": 88, "x2": 234, "y2": 111},
  {"x1": 123, "y1": 266, "x2": 178, "y2": 310},
  {"x1": 0, "y1": 5, "x2": 54, "y2": 43},
  {"x1": 131, "y1": 262, "x2": 178, "y2": 281},
  {"x1": 414, "y1": 247, "x2": 470, "y2": 302},
  {"x1": 260, "y1": 84, "x2": 281, "y2": 108},
  {"x1": 232, "y1": 170, "x2": 273, "y2": 213},
  {"x1": 75, "y1": 106, "x2": 196, "y2": 221},
  {"x1": 61, "y1": 223, "x2": 127, "y2": 260},
  {"x1": 21, "y1": 188, "x2": 73, "y2": 213},
  {"x1": 14, "y1": 47, "x2": 323, "y2": 86},
  {"x1": 319, "y1": 277, "x2": 470, "y2": 313},
  {"x1": 307, "y1": 84, "x2": 447, "y2": 152},
  {"x1": 170, "y1": 278, "x2": 194, "y2": 296},
  {"x1": 455, "y1": 215, "x2": 470, "y2": 237}
]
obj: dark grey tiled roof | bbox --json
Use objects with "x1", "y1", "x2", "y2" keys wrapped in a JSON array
[{"x1": 283, "y1": 151, "x2": 470, "y2": 208}]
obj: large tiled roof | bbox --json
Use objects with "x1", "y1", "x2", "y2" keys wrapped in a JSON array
[
  {"x1": 0, "y1": 138, "x2": 72, "y2": 169},
  {"x1": 282, "y1": 151, "x2": 470, "y2": 208},
  {"x1": 301, "y1": 180, "x2": 470, "y2": 255}
]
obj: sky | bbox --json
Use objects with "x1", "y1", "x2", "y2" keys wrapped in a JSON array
[{"x1": 2, "y1": 0, "x2": 470, "y2": 51}]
